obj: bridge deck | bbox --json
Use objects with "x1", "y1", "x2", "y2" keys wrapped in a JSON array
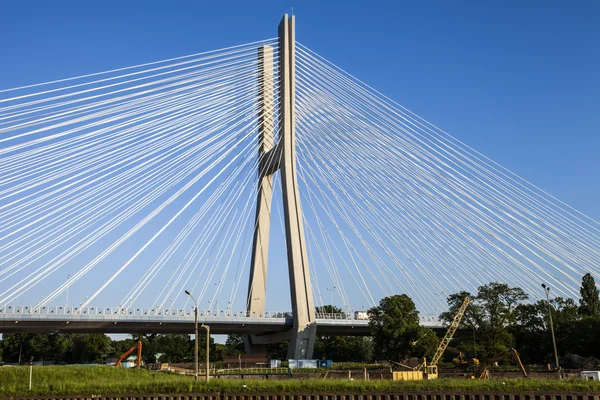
[{"x1": 0, "y1": 305, "x2": 440, "y2": 335}]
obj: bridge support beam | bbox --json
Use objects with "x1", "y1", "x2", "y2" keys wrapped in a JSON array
[
  {"x1": 245, "y1": 14, "x2": 316, "y2": 359},
  {"x1": 245, "y1": 44, "x2": 275, "y2": 355}
]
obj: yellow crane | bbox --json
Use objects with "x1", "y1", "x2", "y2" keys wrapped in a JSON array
[{"x1": 393, "y1": 297, "x2": 471, "y2": 380}]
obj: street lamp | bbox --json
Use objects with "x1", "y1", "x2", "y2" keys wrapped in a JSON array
[
  {"x1": 326, "y1": 286, "x2": 336, "y2": 308},
  {"x1": 541, "y1": 283, "x2": 561, "y2": 378},
  {"x1": 184, "y1": 290, "x2": 210, "y2": 382}
]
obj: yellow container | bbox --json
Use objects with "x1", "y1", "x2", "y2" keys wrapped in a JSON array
[{"x1": 393, "y1": 371, "x2": 424, "y2": 381}]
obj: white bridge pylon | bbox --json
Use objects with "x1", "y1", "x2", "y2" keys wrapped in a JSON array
[{"x1": 246, "y1": 14, "x2": 317, "y2": 359}]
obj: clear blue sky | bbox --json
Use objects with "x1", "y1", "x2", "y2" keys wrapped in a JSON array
[
  {"x1": 1, "y1": 1, "x2": 599, "y2": 314},
  {"x1": 1, "y1": 0, "x2": 598, "y2": 217}
]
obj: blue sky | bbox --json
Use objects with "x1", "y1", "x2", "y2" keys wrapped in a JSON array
[
  {"x1": 0, "y1": 1, "x2": 599, "y2": 314},
  {"x1": 1, "y1": 0, "x2": 598, "y2": 216}
]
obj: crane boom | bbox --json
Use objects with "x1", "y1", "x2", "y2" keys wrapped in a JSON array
[
  {"x1": 430, "y1": 297, "x2": 471, "y2": 366},
  {"x1": 115, "y1": 340, "x2": 142, "y2": 368}
]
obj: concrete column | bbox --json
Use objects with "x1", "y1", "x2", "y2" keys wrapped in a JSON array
[
  {"x1": 245, "y1": 45, "x2": 275, "y2": 354},
  {"x1": 278, "y1": 14, "x2": 317, "y2": 359},
  {"x1": 245, "y1": 14, "x2": 316, "y2": 359}
]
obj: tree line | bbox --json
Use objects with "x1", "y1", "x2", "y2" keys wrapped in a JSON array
[{"x1": 1, "y1": 273, "x2": 598, "y2": 366}]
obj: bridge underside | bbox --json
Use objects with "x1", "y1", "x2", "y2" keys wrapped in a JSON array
[{"x1": 0, "y1": 319, "x2": 371, "y2": 336}]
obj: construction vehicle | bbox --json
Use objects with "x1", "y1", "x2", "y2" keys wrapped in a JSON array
[
  {"x1": 447, "y1": 346, "x2": 479, "y2": 367},
  {"x1": 393, "y1": 297, "x2": 471, "y2": 381},
  {"x1": 115, "y1": 340, "x2": 142, "y2": 368},
  {"x1": 477, "y1": 348, "x2": 527, "y2": 379}
]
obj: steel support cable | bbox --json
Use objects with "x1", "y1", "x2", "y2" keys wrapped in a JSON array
[
  {"x1": 0, "y1": 53, "x2": 274, "y2": 133},
  {"x1": 297, "y1": 43, "x2": 600, "y2": 245},
  {"x1": 295, "y1": 96, "x2": 455, "y2": 302},
  {"x1": 296, "y1": 136, "x2": 402, "y2": 296},
  {"x1": 181, "y1": 130, "x2": 281, "y2": 311},
  {"x1": 294, "y1": 87, "x2": 522, "y2": 293},
  {"x1": 0, "y1": 60, "x2": 270, "y2": 173},
  {"x1": 296, "y1": 131, "x2": 466, "y2": 303},
  {"x1": 296, "y1": 75, "x2": 576, "y2": 302},
  {"x1": 219, "y1": 126, "x2": 285, "y2": 311},
  {"x1": 0, "y1": 117, "x2": 250, "y2": 297},
  {"x1": 173, "y1": 123, "x2": 284, "y2": 311},
  {"x1": 71, "y1": 109, "x2": 271, "y2": 311},
  {"x1": 123, "y1": 124, "x2": 274, "y2": 307},
  {"x1": 0, "y1": 62, "x2": 263, "y2": 157},
  {"x1": 296, "y1": 76, "x2": 540, "y2": 302},
  {"x1": 209, "y1": 120, "x2": 290, "y2": 311},
  {"x1": 0, "y1": 69, "x2": 270, "y2": 209},
  {"x1": 296, "y1": 47, "x2": 600, "y2": 265},
  {"x1": 296, "y1": 163, "x2": 371, "y2": 310},
  {"x1": 0, "y1": 38, "x2": 277, "y2": 95},
  {"x1": 141, "y1": 122, "x2": 282, "y2": 310},
  {"x1": 296, "y1": 65, "x2": 600, "y2": 278},
  {"x1": 293, "y1": 148, "x2": 382, "y2": 305},
  {"x1": 0, "y1": 87, "x2": 260, "y2": 245},
  {"x1": 0, "y1": 73, "x2": 263, "y2": 216},
  {"x1": 296, "y1": 114, "x2": 512, "y2": 301},
  {"x1": 292, "y1": 126, "x2": 355, "y2": 310},
  {"x1": 296, "y1": 164, "x2": 377, "y2": 309},
  {"x1": 0, "y1": 43, "x2": 276, "y2": 113},
  {"x1": 0, "y1": 80, "x2": 254, "y2": 207},
  {"x1": 0, "y1": 69, "x2": 268, "y2": 213},
  {"x1": 296, "y1": 61, "x2": 584, "y2": 294},
  {"x1": 0, "y1": 98, "x2": 257, "y2": 274},
  {"x1": 139, "y1": 135, "x2": 263, "y2": 310},
  {"x1": 296, "y1": 149, "x2": 438, "y2": 313},
  {"x1": 296, "y1": 49, "x2": 596, "y2": 256},
  {"x1": 0, "y1": 59, "x2": 263, "y2": 162},
  {"x1": 296, "y1": 76, "x2": 576, "y2": 302},
  {"x1": 0, "y1": 102, "x2": 261, "y2": 303}
]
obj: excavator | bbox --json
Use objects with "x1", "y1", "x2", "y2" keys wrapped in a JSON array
[
  {"x1": 393, "y1": 297, "x2": 471, "y2": 380},
  {"x1": 115, "y1": 340, "x2": 143, "y2": 368},
  {"x1": 476, "y1": 348, "x2": 527, "y2": 379}
]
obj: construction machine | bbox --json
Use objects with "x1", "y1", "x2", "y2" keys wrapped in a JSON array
[
  {"x1": 393, "y1": 297, "x2": 471, "y2": 381},
  {"x1": 446, "y1": 346, "x2": 479, "y2": 367},
  {"x1": 115, "y1": 340, "x2": 142, "y2": 368},
  {"x1": 477, "y1": 348, "x2": 527, "y2": 379}
]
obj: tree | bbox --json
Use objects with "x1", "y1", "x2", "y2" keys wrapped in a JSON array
[
  {"x1": 66, "y1": 333, "x2": 112, "y2": 364},
  {"x1": 369, "y1": 294, "x2": 436, "y2": 361},
  {"x1": 441, "y1": 282, "x2": 527, "y2": 359},
  {"x1": 224, "y1": 334, "x2": 245, "y2": 356},
  {"x1": 579, "y1": 273, "x2": 600, "y2": 318},
  {"x1": 313, "y1": 305, "x2": 374, "y2": 362}
]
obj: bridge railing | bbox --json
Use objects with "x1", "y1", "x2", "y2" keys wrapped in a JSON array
[
  {"x1": 0, "y1": 305, "x2": 440, "y2": 325},
  {"x1": 0, "y1": 305, "x2": 362, "y2": 321}
]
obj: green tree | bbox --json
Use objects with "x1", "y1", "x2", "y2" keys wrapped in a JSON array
[
  {"x1": 369, "y1": 294, "x2": 436, "y2": 361},
  {"x1": 66, "y1": 333, "x2": 111, "y2": 364},
  {"x1": 313, "y1": 305, "x2": 375, "y2": 362},
  {"x1": 441, "y1": 282, "x2": 527, "y2": 359},
  {"x1": 266, "y1": 341, "x2": 288, "y2": 360},
  {"x1": 225, "y1": 334, "x2": 245, "y2": 356},
  {"x1": 579, "y1": 273, "x2": 600, "y2": 318},
  {"x1": 0, "y1": 334, "x2": 31, "y2": 363}
]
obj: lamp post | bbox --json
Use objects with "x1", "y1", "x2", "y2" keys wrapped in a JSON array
[
  {"x1": 184, "y1": 290, "x2": 199, "y2": 381},
  {"x1": 326, "y1": 286, "x2": 336, "y2": 308},
  {"x1": 541, "y1": 283, "x2": 561, "y2": 378},
  {"x1": 185, "y1": 290, "x2": 210, "y2": 382},
  {"x1": 201, "y1": 324, "x2": 210, "y2": 382},
  {"x1": 472, "y1": 325, "x2": 477, "y2": 359}
]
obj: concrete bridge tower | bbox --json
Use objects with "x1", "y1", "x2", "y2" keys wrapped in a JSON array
[{"x1": 245, "y1": 14, "x2": 317, "y2": 359}]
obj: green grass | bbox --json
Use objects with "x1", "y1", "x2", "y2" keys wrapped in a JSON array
[{"x1": 1, "y1": 366, "x2": 599, "y2": 396}]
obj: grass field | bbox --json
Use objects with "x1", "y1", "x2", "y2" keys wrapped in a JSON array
[{"x1": 1, "y1": 366, "x2": 599, "y2": 396}]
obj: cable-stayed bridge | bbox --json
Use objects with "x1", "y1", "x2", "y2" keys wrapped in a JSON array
[{"x1": 1, "y1": 14, "x2": 599, "y2": 359}]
